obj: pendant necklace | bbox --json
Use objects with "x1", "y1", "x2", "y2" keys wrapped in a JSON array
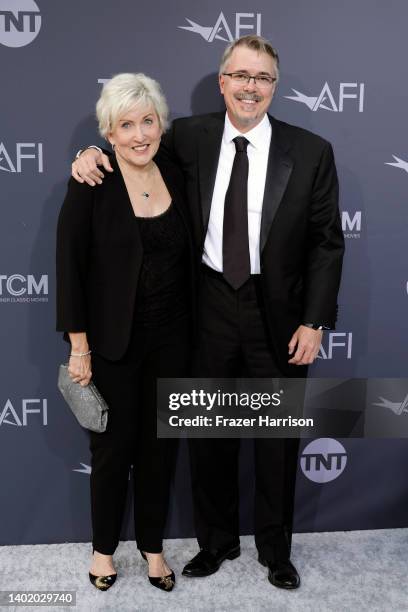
[{"x1": 121, "y1": 162, "x2": 155, "y2": 200}]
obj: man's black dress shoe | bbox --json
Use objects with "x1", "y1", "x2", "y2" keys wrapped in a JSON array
[
  {"x1": 182, "y1": 544, "x2": 240, "y2": 577},
  {"x1": 258, "y1": 557, "x2": 300, "y2": 589}
]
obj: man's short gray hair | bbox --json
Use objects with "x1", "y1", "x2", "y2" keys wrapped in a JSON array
[
  {"x1": 96, "y1": 73, "x2": 169, "y2": 138},
  {"x1": 219, "y1": 35, "x2": 280, "y2": 81}
]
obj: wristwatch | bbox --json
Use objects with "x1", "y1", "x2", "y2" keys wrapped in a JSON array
[
  {"x1": 75, "y1": 145, "x2": 103, "y2": 160},
  {"x1": 303, "y1": 323, "x2": 328, "y2": 330}
]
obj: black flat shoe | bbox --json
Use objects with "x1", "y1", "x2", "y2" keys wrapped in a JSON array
[
  {"x1": 88, "y1": 571, "x2": 117, "y2": 591},
  {"x1": 148, "y1": 570, "x2": 175, "y2": 591},
  {"x1": 182, "y1": 544, "x2": 240, "y2": 577},
  {"x1": 258, "y1": 557, "x2": 300, "y2": 589},
  {"x1": 140, "y1": 551, "x2": 176, "y2": 591}
]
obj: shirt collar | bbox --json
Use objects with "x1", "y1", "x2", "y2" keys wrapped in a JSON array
[{"x1": 223, "y1": 112, "x2": 271, "y2": 150}]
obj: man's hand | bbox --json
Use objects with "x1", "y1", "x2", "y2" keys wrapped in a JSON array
[
  {"x1": 71, "y1": 148, "x2": 113, "y2": 186},
  {"x1": 288, "y1": 325, "x2": 323, "y2": 365}
]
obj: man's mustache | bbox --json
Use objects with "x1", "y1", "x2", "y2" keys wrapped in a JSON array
[{"x1": 235, "y1": 93, "x2": 263, "y2": 102}]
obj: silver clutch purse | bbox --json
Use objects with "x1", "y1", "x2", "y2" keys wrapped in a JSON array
[{"x1": 58, "y1": 364, "x2": 108, "y2": 432}]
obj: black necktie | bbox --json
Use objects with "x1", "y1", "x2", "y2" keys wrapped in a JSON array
[{"x1": 222, "y1": 136, "x2": 250, "y2": 290}]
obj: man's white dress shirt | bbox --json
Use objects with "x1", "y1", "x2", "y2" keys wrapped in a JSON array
[{"x1": 202, "y1": 112, "x2": 272, "y2": 275}]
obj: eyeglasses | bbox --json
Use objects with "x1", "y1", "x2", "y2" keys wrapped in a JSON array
[{"x1": 222, "y1": 72, "x2": 277, "y2": 88}]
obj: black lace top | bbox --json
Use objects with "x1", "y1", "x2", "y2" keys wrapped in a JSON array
[{"x1": 133, "y1": 202, "x2": 189, "y2": 327}]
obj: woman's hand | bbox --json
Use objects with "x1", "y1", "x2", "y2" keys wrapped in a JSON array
[
  {"x1": 68, "y1": 353, "x2": 92, "y2": 386},
  {"x1": 68, "y1": 333, "x2": 92, "y2": 386}
]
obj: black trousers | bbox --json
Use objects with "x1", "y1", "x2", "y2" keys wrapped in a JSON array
[
  {"x1": 89, "y1": 318, "x2": 190, "y2": 555},
  {"x1": 190, "y1": 266, "x2": 304, "y2": 562}
]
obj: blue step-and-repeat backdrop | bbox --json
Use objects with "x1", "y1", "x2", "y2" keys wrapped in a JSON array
[{"x1": 1, "y1": 1, "x2": 407, "y2": 545}]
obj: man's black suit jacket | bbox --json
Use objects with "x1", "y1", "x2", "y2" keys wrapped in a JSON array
[
  {"x1": 158, "y1": 112, "x2": 345, "y2": 374},
  {"x1": 56, "y1": 155, "x2": 196, "y2": 360}
]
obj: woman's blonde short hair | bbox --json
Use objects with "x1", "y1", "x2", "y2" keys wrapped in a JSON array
[{"x1": 96, "y1": 73, "x2": 169, "y2": 138}]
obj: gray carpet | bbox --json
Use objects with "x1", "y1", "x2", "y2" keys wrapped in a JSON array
[{"x1": 1, "y1": 530, "x2": 407, "y2": 612}]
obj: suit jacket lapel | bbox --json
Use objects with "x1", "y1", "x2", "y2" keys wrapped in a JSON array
[
  {"x1": 156, "y1": 160, "x2": 181, "y2": 207},
  {"x1": 260, "y1": 116, "x2": 294, "y2": 252},
  {"x1": 105, "y1": 155, "x2": 142, "y2": 225},
  {"x1": 198, "y1": 113, "x2": 225, "y2": 234},
  {"x1": 156, "y1": 160, "x2": 191, "y2": 235}
]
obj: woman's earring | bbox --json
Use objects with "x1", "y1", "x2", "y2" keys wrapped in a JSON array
[{"x1": 111, "y1": 143, "x2": 116, "y2": 151}]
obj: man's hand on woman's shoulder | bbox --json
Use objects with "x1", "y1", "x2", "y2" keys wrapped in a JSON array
[{"x1": 72, "y1": 148, "x2": 113, "y2": 186}]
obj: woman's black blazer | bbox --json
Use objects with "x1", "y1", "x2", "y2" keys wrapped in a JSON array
[{"x1": 56, "y1": 155, "x2": 196, "y2": 360}]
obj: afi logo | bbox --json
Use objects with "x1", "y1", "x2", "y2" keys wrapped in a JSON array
[
  {"x1": 74, "y1": 462, "x2": 133, "y2": 479},
  {"x1": 318, "y1": 332, "x2": 353, "y2": 360},
  {"x1": 285, "y1": 83, "x2": 365, "y2": 112},
  {"x1": 0, "y1": 399, "x2": 48, "y2": 426},
  {"x1": 342, "y1": 211, "x2": 362, "y2": 239},
  {"x1": 178, "y1": 12, "x2": 261, "y2": 43},
  {"x1": 300, "y1": 438, "x2": 347, "y2": 483},
  {"x1": 0, "y1": 142, "x2": 43, "y2": 173},
  {"x1": 74, "y1": 463, "x2": 92, "y2": 475},
  {"x1": 373, "y1": 392, "x2": 408, "y2": 416},
  {"x1": 0, "y1": 0, "x2": 41, "y2": 48},
  {"x1": 385, "y1": 155, "x2": 408, "y2": 174}
]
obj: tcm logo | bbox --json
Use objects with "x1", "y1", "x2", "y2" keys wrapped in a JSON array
[
  {"x1": 0, "y1": 274, "x2": 48, "y2": 303},
  {"x1": 0, "y1": 399, "x2": 47, "y2": 426},
  {"x1": 342, "y1": 211, "x2": 362, "y2": 239},
  {"x1": 385, "y1": 155, "x2": 408, "y2": 174},
  {"x1": 0, "y1": 0, "x2": 41, "y2": 48},
  {"x1": 0, "y1": 142, "x2": 43, "y2": 173},
  {"x1": 317, "y1": 332, "x2": 353, "y2": 360},
  {"x1": 300, "y1": 438, "x2": 347, "y2": 483},
  {"x1": 373, "y1": 392, "x2": 408, "y2": 416},
  {"x1": 178, "y1": 11, "x2": 261, "y2": 42},
  {"x1": 285, "y1": 83, "x2": 365, "y2": 112}
]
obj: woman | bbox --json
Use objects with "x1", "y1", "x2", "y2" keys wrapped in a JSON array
[{"x1": 56, "y1": 73, "x2": 195, "y2": 592}]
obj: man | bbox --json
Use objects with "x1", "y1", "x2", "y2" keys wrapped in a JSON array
[{"x1": 72, "y1": 35, "x2": 344, "y2": 589}]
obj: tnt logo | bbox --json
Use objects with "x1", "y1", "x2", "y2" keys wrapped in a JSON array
[
  {"x1": 0, "y1": 0, "x2": 41, "y2": 48},
  {"x1": 178, "y1": 12, "x2": 261, "y2": 43},
  {"x1": 285, "y1": 82, "x2": 365, "y2": 112},
  {"x1": 342, "y1": 211, "x2": 362, "y2": 239},
  {"x1": 318, "y1": 332, "x2": 353, "y2": 360},
  {"x1": 300, "y1": 438, "x2": 347, "y2": 483},
  {"x1": 0, "y1": 143, "x2": 43, "y2": 173}
]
